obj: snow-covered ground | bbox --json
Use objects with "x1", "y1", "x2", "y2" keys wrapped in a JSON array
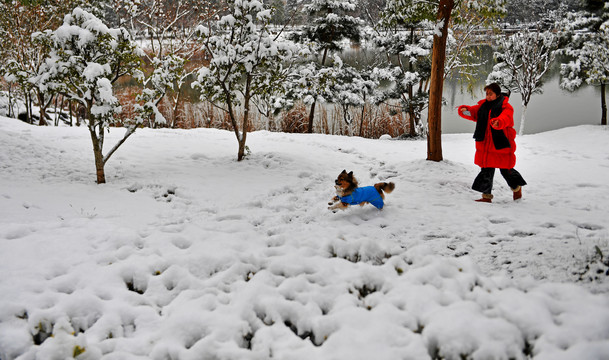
[{"x1": 1, "y1": 116, "x2": 608, "y2": 360}]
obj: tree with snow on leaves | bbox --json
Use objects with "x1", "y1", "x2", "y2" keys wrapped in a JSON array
[
  {"x1": 371, "y1": 0, "x2": 435, "y2": 138},
  {"x1": 292, "y1": 0, "x2": 364, "y2": 133},
  {"x1": 192, "y1": 0, "x2": 303, "y2": 161},
  {"x1": 559, "y1": 4, "x2": 609, "y2": 126},
  {"x1": 108, "y1": 0, "x2": 215, "y2": 128},
  {"x1": 34, "y1": 7, "x2": 157, "y2": 184},
  {"x1": 487, "y1": 26, "x2": 558, "y2": 136}
]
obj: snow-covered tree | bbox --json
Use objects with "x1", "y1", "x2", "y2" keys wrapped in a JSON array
[
  {"x1": 504, "y1": 0, "x2": 580, "y2": 24},
  {"x1": 35, "y1": 7, "x2": 156, "y2": 183},
  {"x1": 372, "y1": 0, "x2": 435, "y2": 137},
  {"x1": 108, "y1": 0, "x2": 215, "y2": 128},
  {"x1": 192, "y1": 0, "x2": 303, "y2": 161},
  {"x1": 321, "y1": 56, "x2": 377, "y2": 135},
  {"x1": 0, "y1": 1, "x2": 78, "y2": 125},
  {"x1": 292, "y1": 0, "x2": 364, "y2": 133},
  {"x1": 559, "y1": 4, "x2": 609, "y2": 126},
  {"x1": 421, "y1": 0, "x2": 506, "y2": 161},
  {"x1": 444, "y1": 1, "x2": 502, "y2": 89},
  {"x1": 488, "y1": 27, "x2": 558, "y2": 135}
]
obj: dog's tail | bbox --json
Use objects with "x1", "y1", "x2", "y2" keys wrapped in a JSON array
[{"x1": 375, "y1": 182, "x2": 395, "y2": 194}]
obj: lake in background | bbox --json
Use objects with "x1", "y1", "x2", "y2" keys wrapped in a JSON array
[
  {"x1": 344, "y1": 45, "x2": 604, "y2": 135},
  {"x1": 441, "y1": 75, "x2": 602, "y2": 135}
]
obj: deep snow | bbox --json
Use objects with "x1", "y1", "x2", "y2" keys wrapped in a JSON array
[{"x1": 1, "y1": 116, "x2": 608, "y2": 360}]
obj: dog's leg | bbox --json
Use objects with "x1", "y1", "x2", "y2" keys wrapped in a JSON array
[{"x1": 328, "y1": 201, "x2": 348, "y2": 212}]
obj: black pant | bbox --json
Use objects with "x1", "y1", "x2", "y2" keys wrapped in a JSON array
[{"x1": 472, "y1": 168, "x2": 527, "y2": 194}]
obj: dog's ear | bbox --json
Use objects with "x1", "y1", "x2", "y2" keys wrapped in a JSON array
[
  {"x1": 348, "y1": 171, "x2": 353, "y2": 178},
  {"x1": 341, "y1": 169, "x2": 347, "y2": 175}
]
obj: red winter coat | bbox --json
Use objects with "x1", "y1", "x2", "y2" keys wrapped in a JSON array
[{"x1": 458, "y1": 97, "x2": 517, "y2": 169}]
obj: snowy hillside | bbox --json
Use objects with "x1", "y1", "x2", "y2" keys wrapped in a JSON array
[{"x1": 1, "y1": 116, "x2": 608, "y2": 360}]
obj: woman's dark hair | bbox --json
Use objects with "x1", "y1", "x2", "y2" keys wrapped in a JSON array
[{"x1": 484, "y1": 83, "x2": 502, "y2": 97}]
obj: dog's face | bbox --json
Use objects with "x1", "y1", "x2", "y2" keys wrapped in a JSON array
[{"x1": 334, "y1": 170, "x2": 358, "y2": 196}]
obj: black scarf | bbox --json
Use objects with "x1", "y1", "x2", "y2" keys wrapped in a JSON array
[{"x1": 474, "y1": 95, "x2": 510, "y2": 150}]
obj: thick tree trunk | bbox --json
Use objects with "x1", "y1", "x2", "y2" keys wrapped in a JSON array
[
  {"x1": 426, "y1": 0, "x2": 454, "y2": 162},
  {"x1": 601, "y1": 82, "x2": 607, "y2": 126}
]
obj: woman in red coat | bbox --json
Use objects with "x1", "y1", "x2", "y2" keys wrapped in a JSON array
[{"x1": 457, "y1": 83, "x2": 526, "y2": 203}]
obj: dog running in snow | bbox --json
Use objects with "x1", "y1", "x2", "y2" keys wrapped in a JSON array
[{"x1": 328, "y1": 170, "x2": 395, "y2": 211}]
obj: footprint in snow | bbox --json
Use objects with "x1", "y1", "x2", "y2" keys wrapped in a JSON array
[{"x1": 171, "y1": 237, "x2": 192, "y2": 250}]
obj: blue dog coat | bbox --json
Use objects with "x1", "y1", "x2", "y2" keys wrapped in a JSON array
[{"x1": 339, "y1": 186, "x2": 384, "y2": 209}]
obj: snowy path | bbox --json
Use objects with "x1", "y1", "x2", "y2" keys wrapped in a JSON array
[{"x1": 1, "y1": 118, "x2": 608, "y2": 359}]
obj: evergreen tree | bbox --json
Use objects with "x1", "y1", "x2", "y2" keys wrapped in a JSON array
[
  {"x1": 192, "y1": 0, "x2": 303, "y2": 161},
  {"x1": 372, "y1": 0, "x2": 436, "y2": 137},
  {"x1": 292, "y1": 0, "x2": 364, "y2": 133},
  {"x1": 270, "y1": 0, "x2": 287, "y2": 25},
  {"x1": 559, "y1": 2, "x2": 609, "y2": 125}
]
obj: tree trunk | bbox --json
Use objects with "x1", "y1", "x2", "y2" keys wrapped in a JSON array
[
  {"x1": 408, "y1": 28, "x2": 416, "y2": 137},
  {"x1": 238, "y1": 78, "x2": 253, "y2": 161},
  {"x1": 426, "y1": 0, "x2": 454, "y2": 162},
  {"x1": 26, "y1": 93, "x2": 33, "y2": 124},
  {"x1": 84, "y1": 99, "x2": 106, "y2": 184},
  {"x1": 237, "y1": 107, "x2": 249, "y2": 161},
  {"x1": 37, "y1": 93, "x2": 47, "y2": 126},
  {"x1": 172, "y1": 90, "x2": 182, "y2": 129},
  {"x1": 601, "y1": 82, "x2": 607, "y2": 126},
  {"x1": 307, "y1": 48, "x2": 329, "y2": 134},
  {"x1": 359, "y1": 102, "x2": 366, "y2": 137},
  {"x1": 307, "y1": 101, "x2": 317, "y2": 134},
  {"x1": 8, "y1": 86, "x2": 13, "y2": 118},
  {"x1": 89, "y1": 126, "x2": 106, "y2": 184},
  {"x1": 519, "y1": 102, "x2": 528, "y2": 136}
]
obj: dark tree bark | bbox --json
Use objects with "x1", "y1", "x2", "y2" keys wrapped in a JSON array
[{"x1": 427, "y1": 0, "x2": 454, "y2": 162}]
